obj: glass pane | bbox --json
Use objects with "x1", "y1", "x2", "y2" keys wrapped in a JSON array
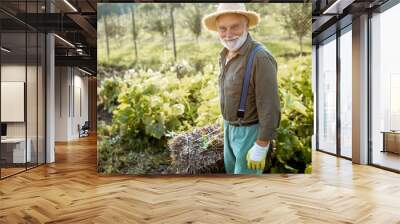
[
  {"x1": 27, "y1": 31, "x2": 38, "y2": 169},
  {"x1": 38, "y1": 32, "x2": 45, "y2": 165},
  {"x1": 318, "y1": 36, "x2": 337, "y2": 154},
  {"x1": 340, "y1": 28, "x2": 352, "y2": 158},
  {"x1": 0, "y1": 1, "x2": 46, "y2": 178},
  {"x1": 1, "y1": 31, "x2": 27, "y2": 177},
  {"x1": 371, "y1": 4, "x2": 400, "y2": 171}
]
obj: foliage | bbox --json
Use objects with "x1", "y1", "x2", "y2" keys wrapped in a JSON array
[
  {"x1": 270, "y1": 57, "x2": 313, "y2": 173},
  {"x1": 98, "y1": 63, "x2": 221, "y2": 174},
  {"x1": 277, "y1": 3, "x2": 312, "y2": 54},
  {"x1": 182, "y1": 5, "x2": 204, "y2": 42},
  {"x1": 98, "y1": 57, "x2": 313, "y2": 174}
]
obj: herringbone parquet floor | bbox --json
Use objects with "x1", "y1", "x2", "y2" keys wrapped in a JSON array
[{"x1": 1, "y1": 135, "x2": 400, "y2": 224}]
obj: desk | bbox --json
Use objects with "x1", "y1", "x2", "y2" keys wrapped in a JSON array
[
  {"x1": 381, "y1": 131, "x2": 400, "y2": 154},
  {"x1": 1, "y1": 138, "x2": 31, "y2": 163}
]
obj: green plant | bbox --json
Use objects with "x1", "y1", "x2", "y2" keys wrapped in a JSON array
[
  {"x1": 268, "y1": 57, "x2": 313, "y2": 173},
  {"x1": 98, "y1": 63, "x2": 219, "y2": 173},
  {"x1": 97, "y1": 57, "x2": 312, "y2": 174}
]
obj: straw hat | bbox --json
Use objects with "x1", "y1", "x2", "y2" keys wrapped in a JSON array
[{"x1": 202, "y1": 3, "x2": 260, "y2": 32}]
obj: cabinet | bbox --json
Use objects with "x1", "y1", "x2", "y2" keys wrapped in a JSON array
[{"x1": 382, "y1": 131, "x2": 400, "y2": 154}]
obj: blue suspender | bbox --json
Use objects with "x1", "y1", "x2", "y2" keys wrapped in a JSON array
[{"x1": 237, "y1": 44, "x2": 264, "y2": 118}]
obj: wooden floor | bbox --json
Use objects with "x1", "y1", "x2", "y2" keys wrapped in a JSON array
[
  {"x1": 372, "y1": 150, "x2": 400, "y2": 171},
  {"x1": 1, "y1": 167, "x2": 26, "y2": 178},
  {"x1": 1, "y1": 163, "x2": 45, "y2": 178},
  {"x1": 1, "y1": 136, "x2": 400, "y2": 224}
]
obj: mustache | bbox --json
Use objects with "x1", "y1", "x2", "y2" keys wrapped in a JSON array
[{"x1": 224, "y1": 36, "x2": 239, "y2": 41}]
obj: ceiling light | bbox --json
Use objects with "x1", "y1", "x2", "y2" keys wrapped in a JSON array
[
  {"x1": 78, "y1": 67, "x2": 92, "y2": 76},
  {"x1": 76, "y1": 48, "x2": 85, "y2": 55},
  {"x1": 322, "y1": 0, "x2": 355, "y2": 15},
  {"x1": 54, "y1": 34, "x2": 75, "y2": 48},
  {"x1": 63, "y1": 0, "x2": 78, "y2": 12},
  {"x1": 1, "y1": 47, "x2": 11, "y2": 53},
  {"x1": 323, "y1": 0, "x2": 341, "y2": 14}
]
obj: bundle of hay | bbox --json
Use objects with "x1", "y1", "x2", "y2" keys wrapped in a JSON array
[{"x1": 168, "y1": 125, "x2": 224, "y2": 174}]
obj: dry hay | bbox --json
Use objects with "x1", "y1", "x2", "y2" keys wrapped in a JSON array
[{"x1": 168, "y1": 125, "x2": 225, "y2": 174}]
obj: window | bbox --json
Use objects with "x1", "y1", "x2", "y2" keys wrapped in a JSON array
[
  {"x1": 339, "y1": 26, "x2": 352, "y2": 158},
  {"x1": 318, "y1": 35, "x2": 337, "y2": 154},
  {"x1": 370, "y1": 2, "x2": 400, "y2": 171}
]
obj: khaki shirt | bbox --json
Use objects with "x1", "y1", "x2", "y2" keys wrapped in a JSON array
[{"x1": 219, "y1": 33, "x2": 281, "y2": 142}]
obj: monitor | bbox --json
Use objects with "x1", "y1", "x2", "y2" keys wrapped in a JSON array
[{"x1": 1, "y1": 123, "x2": 7, "y2": 137}]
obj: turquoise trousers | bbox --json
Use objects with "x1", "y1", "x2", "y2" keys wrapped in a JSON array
[{"x1": 224, "y1": 120, "x2": 263, "y2": 175}]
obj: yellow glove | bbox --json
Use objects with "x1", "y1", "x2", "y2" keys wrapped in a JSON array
[{"x1": 246, "y1": 142, "x2": 269, "y2": 170}]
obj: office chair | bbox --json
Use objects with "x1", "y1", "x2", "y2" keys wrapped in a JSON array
[{"x1": 79, "y1": 121, "x2": 90, "y2": 138}]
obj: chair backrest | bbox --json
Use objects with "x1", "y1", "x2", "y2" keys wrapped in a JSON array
[{"x1": 82, "y1": 121, "x2": 90, "y2": 129}]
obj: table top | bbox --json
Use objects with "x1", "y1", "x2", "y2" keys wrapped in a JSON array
[
  {"x1": 1, "y1": 138, "x2": 31, "y2": 143},
  {"x1": 381, "y1": 131, "x2": 400, "y2": 134}
]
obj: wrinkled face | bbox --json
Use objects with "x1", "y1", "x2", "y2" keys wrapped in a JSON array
[{"x1": 216, "y1": 13, "x2": 248, "y2": 41}]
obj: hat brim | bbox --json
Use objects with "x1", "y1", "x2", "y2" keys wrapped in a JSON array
[{"x1": 202, "y1": 11, "x2": 260, "y2": 32}]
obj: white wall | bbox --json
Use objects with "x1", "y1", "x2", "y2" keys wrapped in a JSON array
[
  {"x1": 1, "y1": 65, "x2": 26, "y2": 140},
  {"x1": 46, "y1": 33, "x2": 55, "y2": 163},
  {"x1": 55, "y1": 66, "x2": 69, "y2": 141},
  {"x1": 1, "y1": 64, "x2": 25, "y2": 81},
  {"x1": 54, "y1": 67, "x2": 89, "y2": 141},
  {"x1": 1, "y1": 63, "x2": 46, "y2": 164},
  {"x1": 1, "y1": 65, "x2": 34, "y2": 138}
]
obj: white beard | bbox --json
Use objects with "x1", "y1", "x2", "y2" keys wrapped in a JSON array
[{"x1": 219, "y1": 31, "x2": 248, "y2": 52}]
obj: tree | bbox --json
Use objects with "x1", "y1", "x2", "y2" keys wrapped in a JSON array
[
  {"x1": 98, "y1": 3, "x2": 127, "y2": 59},
  {"x1": 130, "y1": 5, "x2": 139, "y2": 61},
  {"x1": 170, "y1": 5, "x2": 177, "y2": 61},
  {"x1": 103, "y1": 16, "x2": 110, "y2": 59},
  {"x1": 144, "y1": 5, "x2": 170, "y2": 44},
  {"x1": 143, "y1": 4, "x2": 181, "y2": 61},
  {"x1": 278, "y1": 3, "x2": 311, "y2": 56},
  {"x1": 168, "y1": 4, "x2": 183, "y2": 61},
  {"x1": 183, "y1": 5, "x2": 204, "y2": 44},
  {"x1": 98, "y1": 4, "x2": 111, "y2": 58}
]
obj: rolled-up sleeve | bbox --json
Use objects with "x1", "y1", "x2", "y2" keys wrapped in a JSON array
[{"x1": 254, "y1": 51, "x2": 281, "y2": 142}]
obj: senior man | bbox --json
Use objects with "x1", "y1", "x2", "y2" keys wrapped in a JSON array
[{"x1": 202, "y1": 3, "x2": 281, "y2": 175}]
